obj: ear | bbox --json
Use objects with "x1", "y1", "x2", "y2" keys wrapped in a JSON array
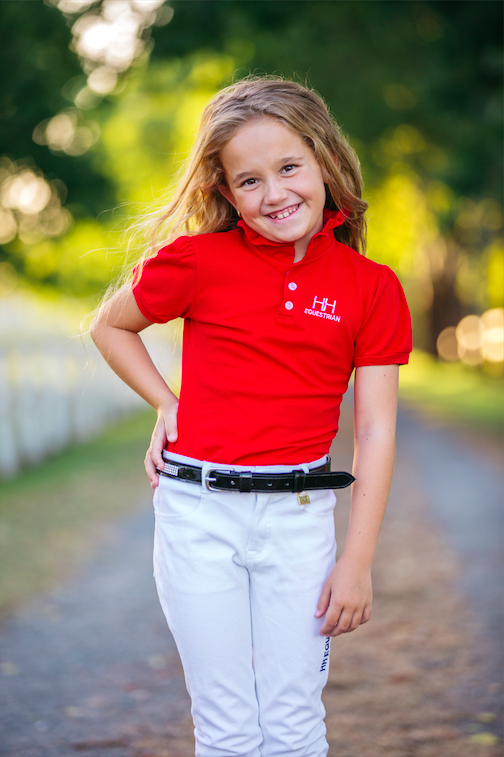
[{"x1": 218, "y1": 184, "x2": 238, "y2": 211}]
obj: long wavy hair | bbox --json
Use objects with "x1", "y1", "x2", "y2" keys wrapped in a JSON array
[{"x1": 125, "y1": 75, "x2": 368, "y2": 288}]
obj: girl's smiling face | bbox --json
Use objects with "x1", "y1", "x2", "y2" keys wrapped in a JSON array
[{"x1": 218, "y1": 118, "x2": 327, "y2": 262}]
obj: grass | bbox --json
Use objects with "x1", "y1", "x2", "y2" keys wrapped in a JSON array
[
  {"x1": 0, "y1": 408, "x2": 156, "y2": 617},
  {"x1": 399, "y1": 350, "x2": 504, "y2": 434}
]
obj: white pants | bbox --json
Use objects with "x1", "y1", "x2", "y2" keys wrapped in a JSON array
[{"x1": 153, "y1": 453, "x2": 337, "y2": 757}]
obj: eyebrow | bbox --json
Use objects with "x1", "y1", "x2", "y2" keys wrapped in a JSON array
[{"x1": 233, "y1": 155, "x2": 305, "y2": 184}]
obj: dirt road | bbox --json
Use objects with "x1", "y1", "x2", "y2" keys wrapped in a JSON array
[{"x1": 0, "y1": 403, "x2": 502, "y2": 756}]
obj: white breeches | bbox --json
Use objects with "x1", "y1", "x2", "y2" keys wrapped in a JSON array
[{"x1": 153, "y1": 453, "x2": 337, "y2": 757}]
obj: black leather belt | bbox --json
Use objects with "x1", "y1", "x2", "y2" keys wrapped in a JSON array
[{"x1": 157, "y1": 455, "x2": 355, "y2": 492}]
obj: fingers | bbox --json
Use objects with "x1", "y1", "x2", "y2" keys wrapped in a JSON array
[
  {"x1": 331, "y1": 609, "x2": 361, "y2": 637},
  {"x1": 319, "y1": 603, "x2": 372, "y2": 637},
  {"x1": 145, "y1": 402, "x2": 179, "y2": 488},
  {"x1": 150, "y1": 436, "x2": 166, "y2": 471},
  {"x1": 361, "y1": 604, "x2": 372, "y2": 625},
  {"x1": 319, "y1": 604, "x2": 343, "y2": 636},
  {"x1": 150, "y1": 408, "x2": 177, "y2": 471},
  {"x1": 315, "y1": 581, "x2": 331, "y2": 619},
  {"x1": 164, "y1": 404, "x2": 179, "y2": 444},
  {"x1": 145, "y1": 448, "x2": 160, "y2": 489},
  {"x1": 145, "y1": 418, "x2": 165, "y2": 487}
]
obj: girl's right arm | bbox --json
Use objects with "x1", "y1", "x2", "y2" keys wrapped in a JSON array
[{"x1": 90, "y1": 287, "x2": 178, "y2": 487}]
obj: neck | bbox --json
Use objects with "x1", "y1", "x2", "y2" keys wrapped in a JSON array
[{"x1": 293, "y1": 241, "x2": 307, "y2": 263}]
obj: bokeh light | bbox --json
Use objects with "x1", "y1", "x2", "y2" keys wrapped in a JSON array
[
  {"x1": 55, "y1": 0, "x2": 96, "y2": 12},
  {"x1": 33, "y1": 112, "x2": 100, "y2": 156},
  {"x1": 437, "y1": 309, "x2": 504, "y2": 367},
  {"x1": 68, "y1": 0, "x2": 167, "y2": 76},
  {"x1": 87, "y1": 66, "x2": 118, "y2": 95},
  {"x1": 0, "y1": 208, "x2": 18, "y2": 245},
  {"x1": 436, "y1": 327, "x2": 458, "y2": 362},
  {"x1": 0, "y1": 160, "x2": 72, "y2": 247},
  {"x1": 46, "y1": 0, "x2": 172, "y2": 114},
  {"x1": 481, "y1": 308, "x2": 504, "y2": 363},
  {"x1": 2, "y1": 171, "x2": 52, "y2": 215},
  {"x1": 456, "y1": 315, "x2": 484, "y2": 366}
]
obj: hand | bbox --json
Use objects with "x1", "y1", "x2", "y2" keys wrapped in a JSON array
[
  {"x1": 145, "y1": 401, "x2": 179, "y2": 489},
  {"x1": 315, "y1": 555, "x2": 372, "y2": 637}
]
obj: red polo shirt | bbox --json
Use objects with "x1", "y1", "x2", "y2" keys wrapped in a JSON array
[{"x1": 133, "y1": 211, "x2": 412, "y2": 464}]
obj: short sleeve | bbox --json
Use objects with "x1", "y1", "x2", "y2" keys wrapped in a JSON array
[
  {"x1": 354, "y1": 265, "x2": 412, "y2": 367},
  {"x1": 132, "y1": 236, "x2": 196, "y2": 323}
]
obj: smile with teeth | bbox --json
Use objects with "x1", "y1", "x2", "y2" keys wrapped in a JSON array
[{"x1": 267, "y1": 203, "x2": 300, "y2": 220}]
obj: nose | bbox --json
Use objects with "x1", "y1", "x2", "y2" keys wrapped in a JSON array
[{"x1": 263, "y1": 177, "x2": 288, "y2": 206}]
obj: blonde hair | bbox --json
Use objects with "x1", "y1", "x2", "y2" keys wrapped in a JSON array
[{"x1": 128, "y1": 75, "x2": 368, "y2": 285}]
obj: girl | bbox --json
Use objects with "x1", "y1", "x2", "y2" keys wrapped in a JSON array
[{"x1": 91, "y1": 76, "x2": 412, "y2": 757}]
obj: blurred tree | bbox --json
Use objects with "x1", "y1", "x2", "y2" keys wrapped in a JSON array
[
  {"x1": 17, "y1": 52, "x2": 237, "y2": 298},
  {"x1": 0, "y1": 0, "x2": 115, "y2": 218},
  {"x1": 0, "y1": 0, "x2": 502, "y2": 352},
  {"x1": 153, "y1": 0, "x2": 502, "y2": 202}
]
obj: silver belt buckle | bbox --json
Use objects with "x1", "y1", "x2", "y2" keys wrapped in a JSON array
[{"x1": 204, "y1": 469, "x2": 218, "y2": 491}]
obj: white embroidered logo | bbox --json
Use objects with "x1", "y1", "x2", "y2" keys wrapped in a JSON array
[
  {"x1": 312, "y1": 296, "x2": 337, "y2": 313},
  {"x1": 304, "y1": 295, "x2": 341, "y2": 322}
]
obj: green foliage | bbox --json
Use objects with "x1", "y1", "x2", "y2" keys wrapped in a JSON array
[
  {"x1": 367, "y1": 168, "x2": 439, "y2": 276},
  {"x1": 19, "y1": 218, "x2": 118, "y2": 297},
  {"x1": 7, "y1": 52, "x2": 239, "y2": 298},
  {"x1": 0, "y1": 0, "x2": 115, "y2": 217},
  {"x1": 156, "y1": 0, "x2": 503, "y2": 200},
  {"x1": 486, "y1": 241, "x2": 504, "y2": 308},
  {"x1": 96, "y1": 53, "x2": 235, "y2": 203},
  {"x1": 0, "y1": 0, "x2": 502, "y2": 339},
  {"x1": 399, "y1": 350, "x2": 504, "y2": 431}
]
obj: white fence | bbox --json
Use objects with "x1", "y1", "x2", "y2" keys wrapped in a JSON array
[{"x1": 0, "y1": 323, "x2": 181, "y2": 478}]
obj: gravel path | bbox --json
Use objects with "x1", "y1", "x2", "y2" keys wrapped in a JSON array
[
  {"x1": 0, "y1": 505, "x2": 193, "y2": 757},
  {"x1": 0, "y1": 405, "x2": 502, "y2": 757},
  {"x1": 397, "y1": 409, "x2": 503, "y2": 685}
]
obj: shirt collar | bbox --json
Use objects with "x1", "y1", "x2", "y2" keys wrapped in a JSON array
[{"x1": 237, "y1": 209, "x2": 346, "y2": 264}]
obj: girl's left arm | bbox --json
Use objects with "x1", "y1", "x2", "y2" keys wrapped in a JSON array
[{"x1": 316, "y1": 363, "x2": 399, "y2": 637}]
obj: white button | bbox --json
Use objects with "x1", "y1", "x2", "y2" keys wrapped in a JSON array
[
  {"x1": 284, "y1": 301, "x2": 294, "y2": 310},
  {"x1": 288, "y1": 282, "x2": 297, "y2": 291}
]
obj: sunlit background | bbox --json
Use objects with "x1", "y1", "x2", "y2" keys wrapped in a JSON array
[
  {"x1": 0, "y1": 0, "x2": 502, "y2": 477},
  {"x1": 1, "y1": 7, "x2": 502, "y2": 751}
]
